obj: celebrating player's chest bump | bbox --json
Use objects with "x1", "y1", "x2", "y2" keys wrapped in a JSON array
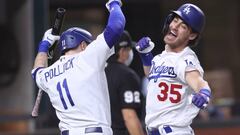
[
  {"x1": 135, "y1": 3, "x2": 211, "y2": 135},
  {"x1": 31, "y1": 0, "x2": 126, "y2": 135}
]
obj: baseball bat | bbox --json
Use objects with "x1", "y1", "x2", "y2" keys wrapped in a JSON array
[
  {"x1": 50, "y1": 7, "x2": 66, "y2": 51},
  {"x1": 31, "y1": 8, "x2": 66, "y2": 118},
  {"x1": 31, "y1": 89, "x2": 43, "y2": 118}
]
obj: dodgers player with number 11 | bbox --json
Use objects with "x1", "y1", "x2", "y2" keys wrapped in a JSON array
[
  {"x1": 31, "y1": 0, "x2": 125, "y2": 134},
  {"x1": 136, "y1": 3, "x2": 211, "y2": 135}
]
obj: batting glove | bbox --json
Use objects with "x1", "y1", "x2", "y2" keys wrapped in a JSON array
[
  {"x1": 135, "y1": 37, "x2": 154, "y2": 66},
  {"x1": 136, "y1": 37, "x2": 155, "y2": 54},
  {"x1": 38, "y1": 28, "x2": 60, "y2": 52},
  {"x1": 106, "y1": 0, "x2": 122, "y2": 12},
  {"x1": 192, "y1": 89, "x2": 211, "y2": 109}
]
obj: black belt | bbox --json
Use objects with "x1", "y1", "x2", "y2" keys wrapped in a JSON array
[
  {"x1": 147, "y1": 126, "x2": 172, "y2": 135},
  {"x1": 61, "y1": 127, "x2": 103, "y2": 135}
]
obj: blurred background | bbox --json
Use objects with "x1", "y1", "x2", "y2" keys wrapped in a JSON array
[{"x1": 0, "y1": 0, "x2": 240, "y2": 134}]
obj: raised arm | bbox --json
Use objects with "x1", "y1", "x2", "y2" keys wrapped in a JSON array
[
  {"x1": 31, "y1": 29, "x2": 59, "y2": 79},
  {"x1": 104, "y1": 0, "x2": 126, "y2": 48}
]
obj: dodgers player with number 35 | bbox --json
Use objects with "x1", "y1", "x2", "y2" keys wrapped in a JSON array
[
  {"x1": 31, "y1": 0, "x2": 125, "y2": 135},
  {"x1": 135, "y1": 3, "x2": 211, "y2": 135}
]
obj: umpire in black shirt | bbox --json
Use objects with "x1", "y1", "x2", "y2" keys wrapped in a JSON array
[{"x1": 105, "y1": 31, "x2": 145, "y2": 135}]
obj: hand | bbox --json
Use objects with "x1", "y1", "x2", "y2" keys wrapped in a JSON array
[
  {"x1": 38, "y1": 29, "x2": 60, "y2": 53},
  {"x1": 192, "y1": 89, "x2": 211, "y2": 109},
  {"x1": 106, "y1": 0, "x2": 122, "y2": 12},
  {"x1": 42, "y1": 28, "x2": 60, "y2": 46},
  {"x1": 136, "y1": 37, "x2": 155, "y2": 53}
]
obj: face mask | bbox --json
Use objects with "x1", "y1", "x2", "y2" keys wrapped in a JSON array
[{"x1": 124, "y1": 49, "x2": 133, "y2": 66}]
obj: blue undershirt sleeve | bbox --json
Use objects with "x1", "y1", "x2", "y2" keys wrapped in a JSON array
[{"x1": 103, "y1": 2, "x2": 126, "y2": 48}]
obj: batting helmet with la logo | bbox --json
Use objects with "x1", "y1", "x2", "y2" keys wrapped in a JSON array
[
  {"x1": 163, "y1": 3, "x2": 205, "y2": 35},
  {"x1": 171, "y1": 3, "x2": 205, "y2": 33}
]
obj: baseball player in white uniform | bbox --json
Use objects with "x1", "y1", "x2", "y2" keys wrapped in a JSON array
[
  {"x1": 135, "y1": 3, "x2": 211, "y2": 135},
  {"x1": 31, "y1": 0, "x2": 125, "y2": 135}
]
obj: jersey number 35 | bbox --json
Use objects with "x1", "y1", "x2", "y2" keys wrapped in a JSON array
[{"x1": 157, "y1": 82, "x2": 182, "y2": 103}]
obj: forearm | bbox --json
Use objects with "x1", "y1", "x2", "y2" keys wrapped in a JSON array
[
  {"x1": 186, "y1": 70, "x2": 210, "y2": 93},
  {"x1": 189, "y1": 77, "x2": 210, "y2": 93},
  {"x1": 104, "y1": 1, "x2": 126, "y2": 48},
  {"x1": 186, "y1": 70, "x2": 211, "y2": 109},
  {"x1": 33, "y1": 52, "x2": 48, "y2": 69},
  {"x1": 122, "y1": 109, "x2": 145, "y2": 135},
  {"x1": 33, "y1": 28, "x2": 60, "y2": 69},
  {"x1": 125, "y1": 117, "x2": 145, "y2": 135},
  {"x1": 31, "y1": 28, "x2": 59, "y2": 81},
  {"x1": 191, "y1": 79, "x2": 211, "y2": 109},
  {"x1": 139, "y1": 53, "x2": 153, "y2": 77},
  {"x1": 143, "y1": 66, "x2": 151, "y2": 76},
  {"x1": 195, "y1": 80, "x2": 210, "y2": 93}
]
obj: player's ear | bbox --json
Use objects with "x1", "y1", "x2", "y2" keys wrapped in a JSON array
[
  {"x1": 80, "y1": 41, "x2": 88, "y2": 50},
  {"x1": 189, "y1": 33, "x2": 197, "y2": 41}
]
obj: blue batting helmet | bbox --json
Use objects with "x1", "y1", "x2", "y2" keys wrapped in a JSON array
[
  {"x1": 58, "y1": 27, "x2": 93, "y2": 53},
  {"x1": 172, "y1": 3, "x2": 205, "y2": 33},
  {"x1": 163, "y1": 3, "x2": 205, "y2": 35}
]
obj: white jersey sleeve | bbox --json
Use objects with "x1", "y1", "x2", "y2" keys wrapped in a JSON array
[
  {"x1": 31, "y1": 67, "x2": 48, "y2": 92},
  {"x1": 176, "y1": 48, "x2": 204, "y2": 84},
  {"x1": 80, "y1": 33, "x2": 114, "y2": 70}
]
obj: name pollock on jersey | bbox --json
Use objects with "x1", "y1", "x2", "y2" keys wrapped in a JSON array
[
  {"x1": 44, "y1": 57, "x2": 75, "y2": 82},
  {"x1": 148, "y1": 61, "x2": 177, "y2": 82}
]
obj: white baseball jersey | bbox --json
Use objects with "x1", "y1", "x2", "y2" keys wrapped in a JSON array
[
  {"x1": 145, "y1": 46, "x2": 203, "y2": 128},
  {"x1": 33, "y1": 33, "x2": 114, "y2": 131}
]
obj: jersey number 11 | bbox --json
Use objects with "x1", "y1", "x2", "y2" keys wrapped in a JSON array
[{"x1": 57, "y1": 78, "x2": 75, "y2": 109}]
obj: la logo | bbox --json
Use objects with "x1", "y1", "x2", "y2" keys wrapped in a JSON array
[{"x1": 183, "y1": 5, "x2": 191, "y2": 14}]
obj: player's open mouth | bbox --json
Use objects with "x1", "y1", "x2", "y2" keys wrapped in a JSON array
[
  {"x1": 166, "y1": 30, "x2": 177, "y2": 40},
  {"x1": 169, "y1": 30, "x2": 177, "y2": 37}
]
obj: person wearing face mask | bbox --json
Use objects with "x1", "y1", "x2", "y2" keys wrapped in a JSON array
[{"x1": 105, "y1": 30, "x2": 145, "y2": 135}]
